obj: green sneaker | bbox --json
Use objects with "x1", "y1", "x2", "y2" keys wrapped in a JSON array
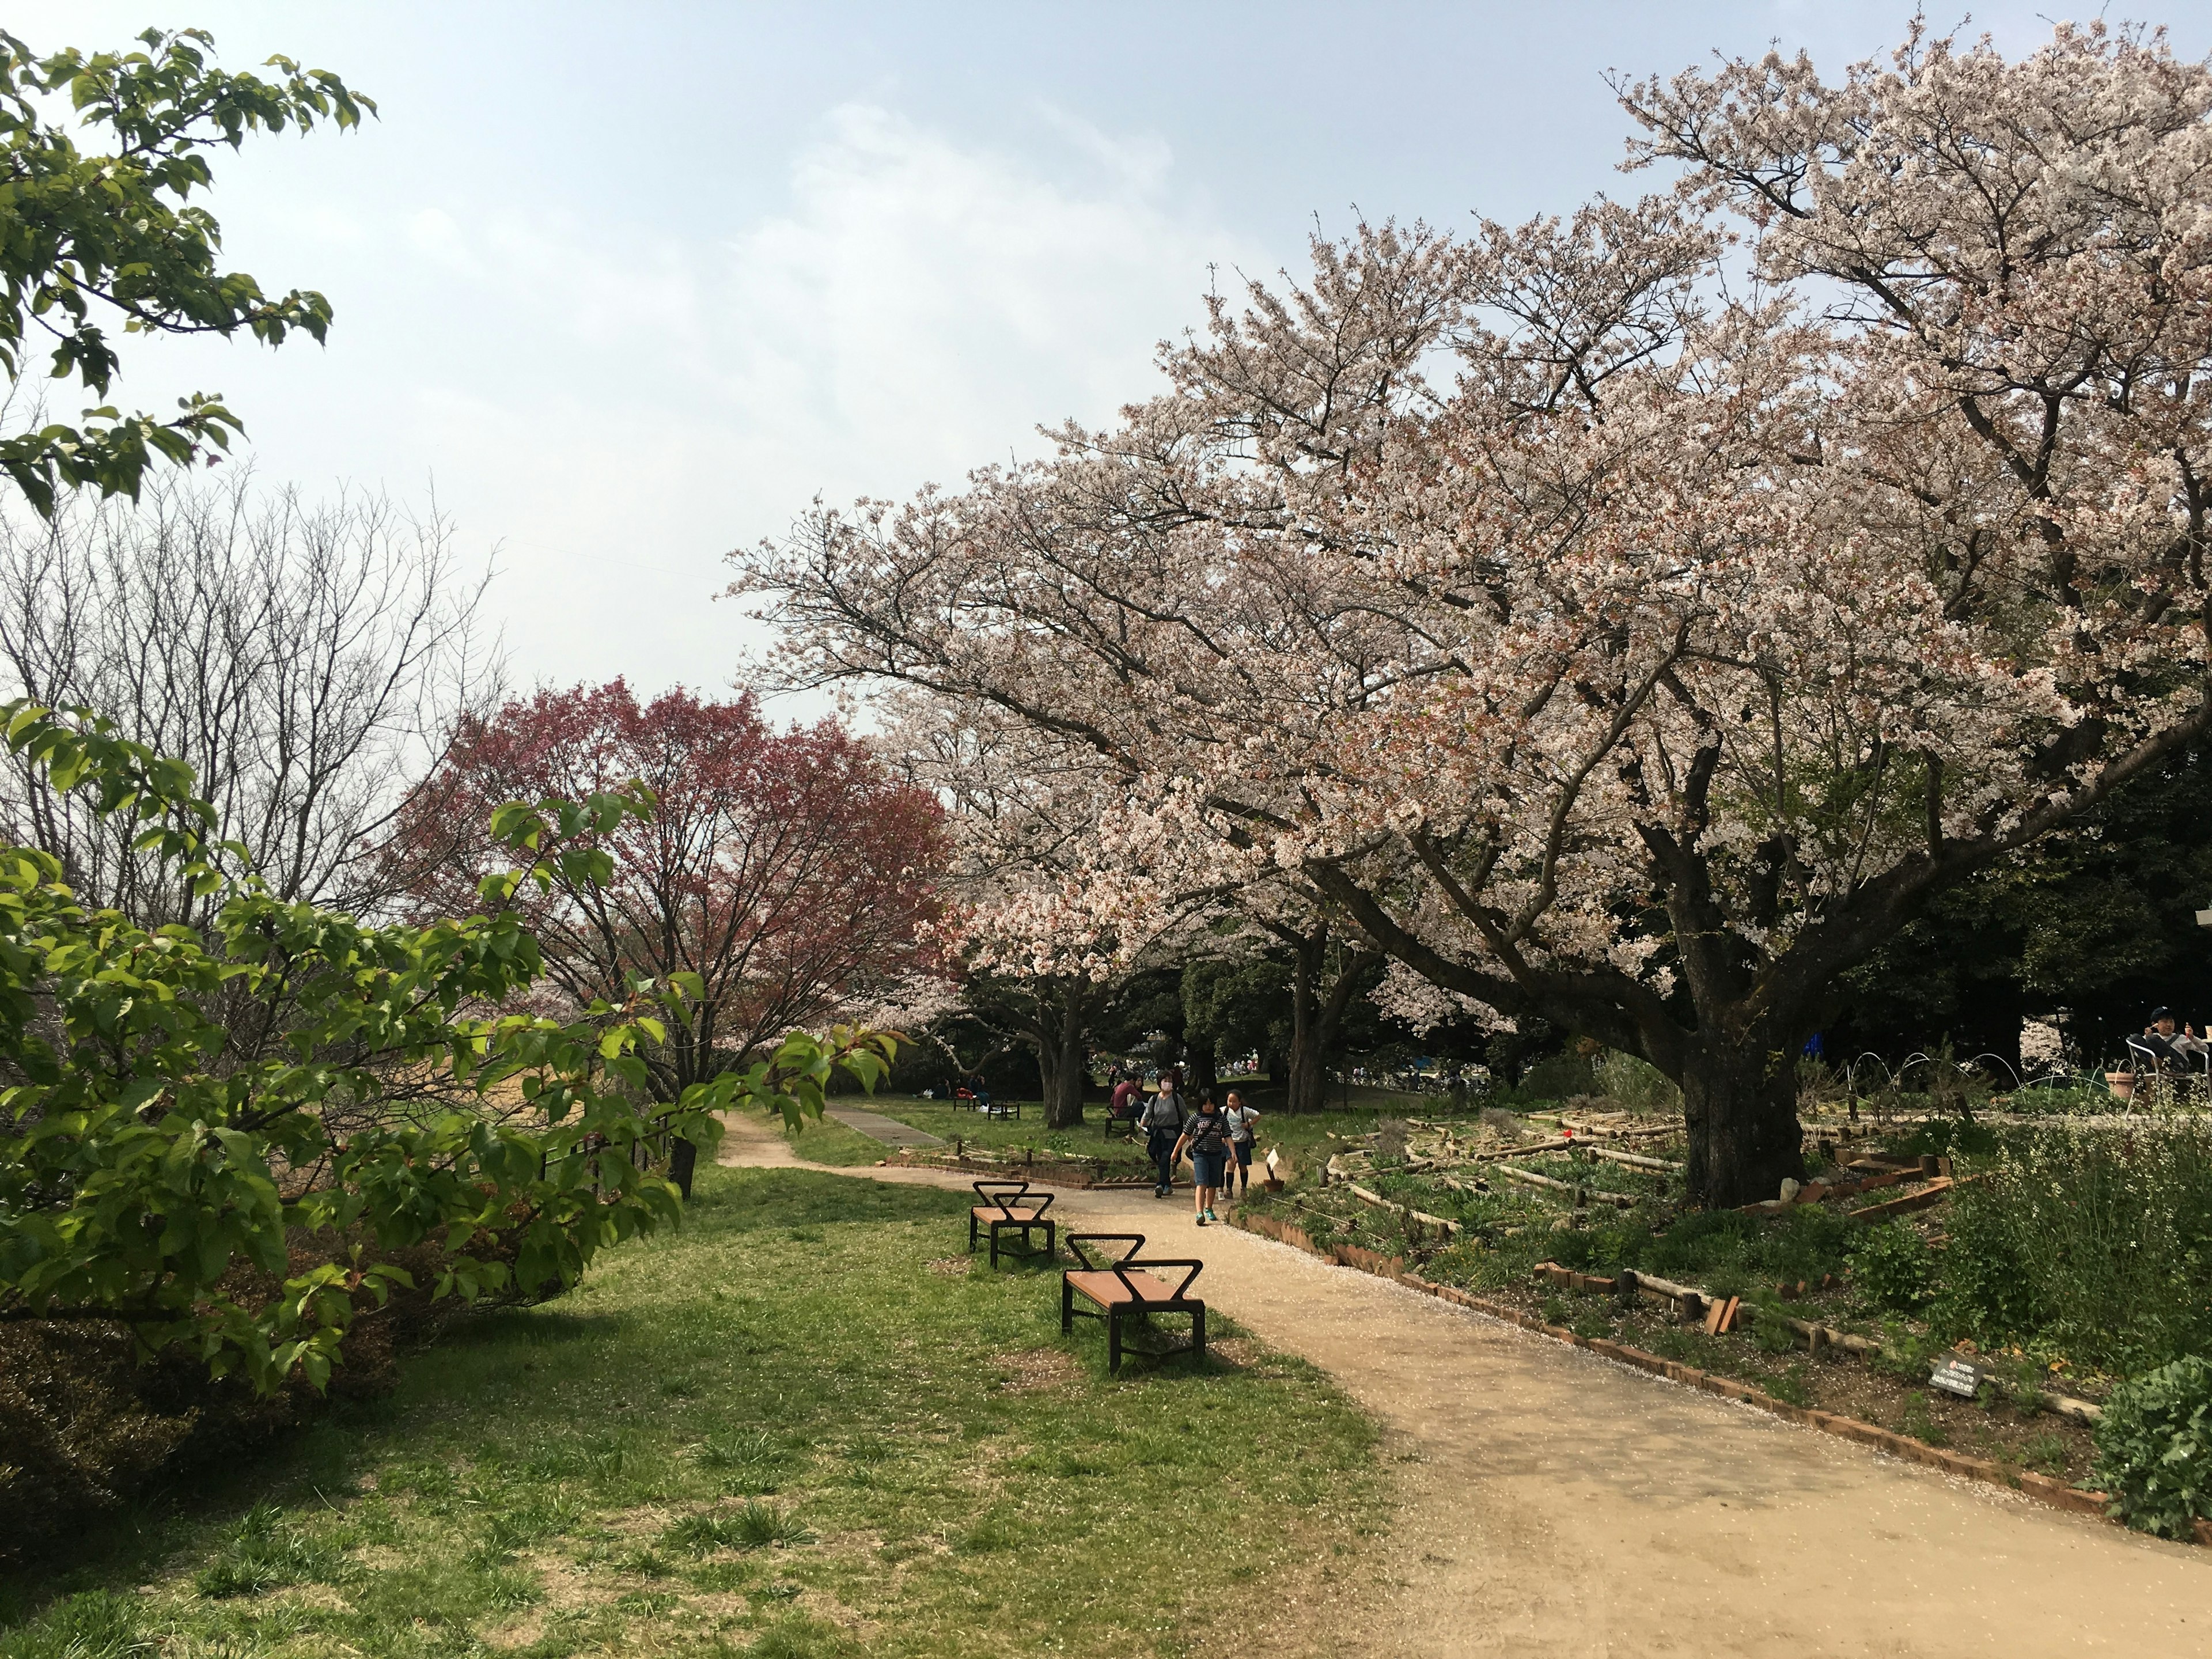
[
  {"x1": 1204, "y1": 1207, "x2": 1217, "y2": 1223},
  {"x1": 1195, "y1": 1213, "x2": 1208, "y2": 1226}
]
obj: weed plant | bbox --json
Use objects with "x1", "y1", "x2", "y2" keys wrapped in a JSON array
[{"x1": 1946, "y1": 1115, "x2": 2212, "y2": 1372}]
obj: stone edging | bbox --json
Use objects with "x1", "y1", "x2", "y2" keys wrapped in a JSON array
[
  {"x1": 1230, "y1": 1209, "x2": 2212, "y2": 1548},
  {"x1": 884, "y1": 1150, "x2": 1150, "y2": 1189}
]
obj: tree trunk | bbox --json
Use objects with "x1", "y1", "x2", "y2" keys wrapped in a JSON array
[
  {"x1": 1680, "y1": 1039, "x2": 1805, "y2": 1209},
  {"x1": 1187, "y1": 1031, "x2": 1219, "y2": 1102},
  {"x1": 669, "y1": 1133, "x2": 699, "y2": 1199},
  {"x1": 1283, "y1": 930, "x2": 1376, "y2": 1117},
  {"x1": 1036, "y1": 983, "x2": 1093, "y2": 1130},
  {"x1": 1286, "y1": 931, "x2": 1325, "y2": 1116}
]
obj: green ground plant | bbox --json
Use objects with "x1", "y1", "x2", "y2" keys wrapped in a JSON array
[
  {"x1": 2, "y1": 1165, "x2": 1385, "y2": 1657},
  {"x1": 1847, "y1": 1222, "x2": 1938, "y2": 1313},
  {"x1": 2091, "y1": 1355, "x2": 2212, "y2": 1537},
  {"x1": 1946, "y1": 1117, "x2": 2212, "y2": 1372}
]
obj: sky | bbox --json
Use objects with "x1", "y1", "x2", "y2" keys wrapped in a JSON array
[{"x1": 20, "y1": 2, "x2": 2212, "y2": 712}]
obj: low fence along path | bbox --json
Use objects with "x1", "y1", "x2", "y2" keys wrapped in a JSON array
[{"x1": 717, "y1": 1111, "x2": 2212, "y2": 1658}]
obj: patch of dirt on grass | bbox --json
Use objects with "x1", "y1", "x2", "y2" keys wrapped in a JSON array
[
  {"x1": 925, "y1": 1255, "x2": 972, "y2": 1277},
  {"x1": 991, "y1": 1347, "x2": 1080, "y2": 1392}
]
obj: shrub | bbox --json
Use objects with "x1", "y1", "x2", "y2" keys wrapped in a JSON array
[
  {"x1": 1595, "y1": 1050, "x2": 1680, "y2": 1113},
  {"x1": 1848, "y1": 1222, "x2": 1937, "y2": 1313},
  {"x1": 1511, "y1": 1052, "x2": 1597, "y2": 1104},
  {"x1": 2092, "y1": 1357, "x2": 2212, "y2": 1538},
  {"x1": 1958, "y1": 1118, "x2": 2212, "y2": 1371},
  {"x1": 1930, "y1": 1185, "x2": 2039, "y2": 1343}
]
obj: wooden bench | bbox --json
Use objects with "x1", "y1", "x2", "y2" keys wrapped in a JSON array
[
  {"x1": 968, "y1": 1180, "x2": 1055, "y2": 1267},
  {"x1": 1060, "y1": 1233, "x2": 1206, "y2": 1374}
]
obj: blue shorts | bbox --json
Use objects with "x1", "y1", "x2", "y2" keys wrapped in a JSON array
[
  {"x1": 1231, "y1": 1141, "x2": 1252, "y2": 1166},
  {"x1": 1192, "y1": 1151, "x2": 1227, "y2": 1187}
]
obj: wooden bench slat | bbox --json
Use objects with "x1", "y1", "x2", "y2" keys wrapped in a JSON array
[{"x1": 1065, "y1": 1268, "x2": 1188, "y2": 1308}]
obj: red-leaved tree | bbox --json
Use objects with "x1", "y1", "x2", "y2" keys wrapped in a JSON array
[{"x1": 391, "y1": 681, "x2": 946, "y2": 1191}]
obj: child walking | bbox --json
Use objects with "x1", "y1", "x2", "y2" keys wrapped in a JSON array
[
  {"x1": 1175, "y1": 1093, "x2": 1230, "y2": 1225},
  {"x1": 1222, "y1": 1089, "x2": 1260, "y2": 1197}
]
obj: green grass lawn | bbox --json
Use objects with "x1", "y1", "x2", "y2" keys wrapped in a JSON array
[{"x1": 5, "y1": 1166, "x2": 1385, "y2": 1658}]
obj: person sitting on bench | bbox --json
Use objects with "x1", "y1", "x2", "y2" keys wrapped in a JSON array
[{"x1": 2134, "y1": 1007, "x2": 2211, "y2": 1074}]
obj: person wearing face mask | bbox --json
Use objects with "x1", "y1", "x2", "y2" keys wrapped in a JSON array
[
  {"x1": 1139, "y1": 1077, "x2": 1187, "y2": 1197},
  {"x1": 1173, "y1": 1092, "x2": 1230, "y2": 1226}
]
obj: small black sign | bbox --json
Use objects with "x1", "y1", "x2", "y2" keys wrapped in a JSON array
[{"x1": 1930, "y1": 1355, "x2": 1984, "y2": 1398}]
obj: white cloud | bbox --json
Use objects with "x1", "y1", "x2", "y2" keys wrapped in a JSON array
[
  {"x1": 381, "y1": 101, "x2": 1262, "y2": 699},
  {"x1": 695, "y1": 101, "x2": 1252, "y2": 493}
]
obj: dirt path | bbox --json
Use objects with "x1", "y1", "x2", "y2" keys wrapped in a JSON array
[{"x1": 718, "y1": 1115, "x2": 2212, "y2": 1656}]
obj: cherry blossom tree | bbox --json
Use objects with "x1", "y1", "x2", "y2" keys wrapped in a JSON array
[
  {"x1": 390, "y1": 681, "x2": 946, "y2": 1191},
  {"x1": 882, "y1": 699, "x2": 1200, "y2": 1128},
  {"x1": 737, "y1": 23, "x2": 2212, "y2": 1207}
]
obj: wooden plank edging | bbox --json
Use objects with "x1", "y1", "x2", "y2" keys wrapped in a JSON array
[{"x1": 1227, "y1": 1209, "x2": 2212, "y2": 1548}]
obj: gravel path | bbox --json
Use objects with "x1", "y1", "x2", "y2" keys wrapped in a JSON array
[
  {"x1": 822, "y1": 1104, "x2": 943, "y2": 1145},
  {"x1": 718, "y1": 1112, "x2": 2212, "y2": 1657}
]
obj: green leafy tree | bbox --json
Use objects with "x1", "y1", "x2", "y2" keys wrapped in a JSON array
[
  {"x1": 0, "y1": 26, "x2": 372, "y2": 514},
  {"x1": 0, "y1": 701, "x2": 892, "y2": 1391}
]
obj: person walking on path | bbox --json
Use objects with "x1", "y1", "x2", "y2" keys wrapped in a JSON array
[
  {"x1": 1222, "y1": 1089, "x2": 1260, "y2": 1198},
  {"x1": 1175, "y1": 1092, "x2": 1231, "y2": 1225},
  {"x1": 1140, "y1": 1077, "x2": 1187, "y2": 1197}
]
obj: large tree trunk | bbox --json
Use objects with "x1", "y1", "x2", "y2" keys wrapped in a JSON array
[
  {"x1": 1680, "y1": 1038, "x2": 1805, "y2": 1208},
  {"x1": 1283, "y1": 929, "x2": 1378, "y2": 1116},
  {"x1": 1036, "y1": 983, "x2": 1093, "y2": 1130},
  {"x1": 1187, "y1": 1031, "x2": 1219, "y2": 1102}
]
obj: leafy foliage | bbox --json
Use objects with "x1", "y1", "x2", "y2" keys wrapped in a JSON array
[
  {"x1": 2092, "y1": 1356, "x2": 2212, "y2": 1538},
  {"x1": 1847, "y1": 1222, "x2": 1939, "y2": 1314},
  {"x1": 0, "y1": 700, "x2": 893, "y2": 1391},
  {"x1": 0, "y1": 27, "x2": 373, "y2": 513},
  {"x1": 1943, "y1": 1120, "x2": 2212, "y2": 1372}
]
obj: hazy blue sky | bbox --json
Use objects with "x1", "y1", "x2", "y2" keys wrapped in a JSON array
[{"x1": 20, "y1": 3, "x2": 2212, "y2": 704}]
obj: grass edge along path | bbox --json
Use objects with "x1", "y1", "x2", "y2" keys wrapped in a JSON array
[{"x1": 3, "y1": 1166, "x2": 1388, "y2": 1659}]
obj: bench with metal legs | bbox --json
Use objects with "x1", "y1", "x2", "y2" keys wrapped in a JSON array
[
  {"x1": 1060, "y1": 1233, "x2": 1205, "y2": 1374},
  {"x1": 968, "y1": 1180, "x2": 1056, "y2": 1267}
]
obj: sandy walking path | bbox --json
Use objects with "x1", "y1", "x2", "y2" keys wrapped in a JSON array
[{"x1": 718, "y1": 1113, "x2": 2212, "y2": 1657}]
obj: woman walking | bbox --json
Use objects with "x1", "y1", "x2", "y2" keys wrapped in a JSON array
[
  {"x1": 1139, "y1": 1077, "x2": 1185, "y2": 1198},
  {"x1": 1175, "y1": 1093, "x2": 1230, "y2": 1226}
]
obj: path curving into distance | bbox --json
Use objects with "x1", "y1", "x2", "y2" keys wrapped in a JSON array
[{"x1": 717, "y1": 1111, "x2": 2212, "y2": 1658}]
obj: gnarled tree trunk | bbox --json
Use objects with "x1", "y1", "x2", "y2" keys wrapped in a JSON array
[{"x1": 1677, "y1": 1037, "x2": 1805, "y2": 1208}]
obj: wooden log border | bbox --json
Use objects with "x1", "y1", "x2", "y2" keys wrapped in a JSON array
[{"x1": 1229, "y1": 1207, "x2": 2212, "y2": 1549}]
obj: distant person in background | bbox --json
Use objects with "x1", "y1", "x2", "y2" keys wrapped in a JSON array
[
  {"x1": 1110, "y1": 1073, "x2": 1143, "y2": 1122},
  {"x1": 1222, "y1": 1089, "x2": 1260, "y2": 1197},
  {"x1": 1140, "y1": 1077, "x2": 1186, "y2": 1197}
]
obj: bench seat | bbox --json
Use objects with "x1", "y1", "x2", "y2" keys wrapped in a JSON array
[
  {"x1": 1062, "y1": 1268, "x2": 1183, "y2": 1308},
  {"x1": 967, "y1": 1180, "x2": 1055, "y2": 1267},
  {"x1": 1060, "y1": 1234, "x2": 1205, "y2": 1373}
]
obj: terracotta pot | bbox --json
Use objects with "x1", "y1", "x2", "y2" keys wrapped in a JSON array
[{"x1": 2106, "y1": 1070, "x2": 2136, "y2": 1101}]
